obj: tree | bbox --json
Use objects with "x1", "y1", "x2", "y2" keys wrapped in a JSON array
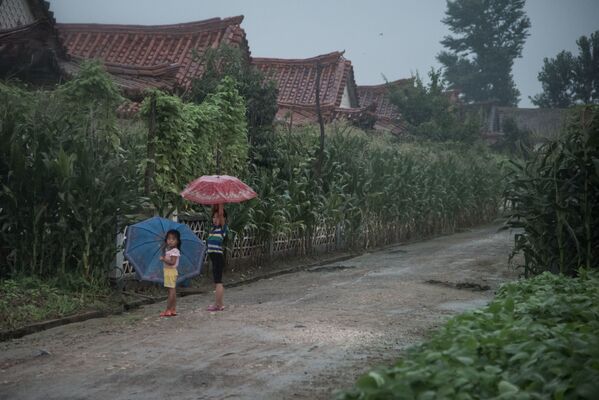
[
  {"x1": 437, "y1": 0, "x2": 531, "y2": 106},
  {"x1": 532, "y1": 31, "x2": 599, "y2": 107},
  {"x1": 389, "y1": 68, "x2": 480, "y2": 142},
  {"x1": 530, "y1": 51, "x2": 575, "y2": 108}
]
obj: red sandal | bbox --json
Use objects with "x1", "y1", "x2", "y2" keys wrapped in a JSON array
[
  {"x1": 160, "y1": 310, "x2": 173, "y2": 317},
  {"x1": 206, "y1": 305, "x2": 225, "y2": 312}
]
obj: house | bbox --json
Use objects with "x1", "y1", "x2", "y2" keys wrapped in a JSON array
[
  {"x1": 252, "y1": 51, "x2": 362, "y2": 124},
  {"x1": 253, "y1": 51, "x2": 409, "y2": 134},
  {"x1": 2, "y1": 1, "x2": 409, "y2": 134},
  {"x1": 1, "y1": 1, "x2": 250, "y2": 106},
  {"x1": 356, "y1": 79, "x2": 412, "y2": 135},
  {"x1": 0, "y1": 0, "x2": 66, "y2": 84},
  {"x1": 56, "y1": 16, "x2": 249, "y2": 101}
]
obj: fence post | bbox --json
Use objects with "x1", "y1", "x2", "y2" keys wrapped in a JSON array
[{"x1": 335, "y1": 222, "x2": 343, "y2": 250}]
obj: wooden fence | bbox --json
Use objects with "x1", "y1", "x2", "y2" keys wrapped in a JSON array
[{"x1": 117, "y1": 207, "x2": 496, "y2": 279}]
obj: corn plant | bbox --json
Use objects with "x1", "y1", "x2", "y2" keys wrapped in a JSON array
[
  {"x1": 0, "y1": 63, "x2": 141, "y2": 284},
  {"x1": 504, "y1": 106, "x2": 599, "y2": 276}
]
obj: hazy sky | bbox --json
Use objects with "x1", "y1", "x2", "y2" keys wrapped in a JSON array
[{"x1": 49, "y1": 0, "x2": 599, "y2": 107}]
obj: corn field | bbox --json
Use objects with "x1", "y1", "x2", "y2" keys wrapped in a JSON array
[
  {"x1": 216, "y1": 124, "x2": 504, "y2": 266},
  {"x1": 504, "y1": 106, "x2": 599, "y2": 276},
  {"x1": 1, "y1": 65, "x2": 505, "y2": 285}
]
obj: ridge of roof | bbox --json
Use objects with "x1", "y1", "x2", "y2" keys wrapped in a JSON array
[
  {"x1": 252, "y1": 51, "x2": 345, "y2": 66},
  {"x1": 56, "y1": 15, "x2": 244, "y2": 34},
  {"x1": 357, "y1": 78, "x2": 413, "y2": 91}
]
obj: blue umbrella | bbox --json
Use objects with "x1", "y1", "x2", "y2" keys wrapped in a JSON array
[{"x1": 124, "y1": 216, "x2": 206, "y2": 284}]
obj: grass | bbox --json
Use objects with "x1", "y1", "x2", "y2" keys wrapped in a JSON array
[{"x1": 0, "y1": 276, "x2": 113, "y2": 332}]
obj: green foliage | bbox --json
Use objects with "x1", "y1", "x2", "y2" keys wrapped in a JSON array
[
  {"x1": 388, "y1": 69, "x2": 481, "y2": 142},
  {"x1": 337, "y1": 270, "x2": 599, "y2": 400},
  {"x1": 504, "y1": 106, "x2": 599, "y2": 276},
  {"x1": 0, "y1": 59, "x2": 503, "y2": 290},
  {"x1": 0, "y1": 276, "x2": 110, "y2": 331},
  {"x1": 234, "y1": 123, "x2": 503, "y2": 247},
  {"x1": 188, "y1": 44, "x2": 279, "y2": 167},
  {"x1": 531, "y1": 51, "x2": 577, "y2": 108},
  {"x1": 438, "y1": 0, "x2": 531, "y2": 106},
  {"x1": 0, "y1": 62, "x2": 140, "y2": 283},
  {"x1": 141, "y1": 76, "x2": 248, "y2": 215},
  {"x1": 59, "y1": 61, "x2": 123, "y2": 110},
  {"x1": 532, "y1": 31, "x2": 599, "y2": 108}
]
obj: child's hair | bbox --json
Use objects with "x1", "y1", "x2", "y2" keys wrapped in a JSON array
[
  {"x1": 165, "y1": 229, "x2": 181, "y2": 249},
  {"x1": 212, "y1": 208, "x2": 228, "y2": 221}
]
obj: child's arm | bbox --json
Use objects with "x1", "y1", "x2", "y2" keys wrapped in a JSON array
[
  {"x1": 217, "y1": 203, "x2": 225, "y2": 226},
  {"x1": 160, "y1": 254, "x2": 179, "y2": 266}
]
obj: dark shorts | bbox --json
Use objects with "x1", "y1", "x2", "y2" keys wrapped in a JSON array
[{"x1": 209, "y1": 252, "x2": 225, "y2": 284}]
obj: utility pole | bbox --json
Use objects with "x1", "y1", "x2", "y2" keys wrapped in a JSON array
[{"x1": 315, "y1": 62, "x2": 325, "y2": 177}]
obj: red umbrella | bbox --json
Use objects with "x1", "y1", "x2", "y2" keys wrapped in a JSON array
[{"x1": 180, "y1": 175, "x2": 257, "y2": 205}]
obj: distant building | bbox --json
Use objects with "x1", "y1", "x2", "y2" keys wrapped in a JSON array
[{"x1": 476, "y1": 104, "x2": 570, "y2": 144}]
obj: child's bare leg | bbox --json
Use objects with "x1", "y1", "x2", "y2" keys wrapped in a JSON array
[
  {"x1": 167, "y1": 288, "x2": 176, "y2": 312},
  {"x1": 215, "y1": 283, "x2": 224, "y2": 307}
]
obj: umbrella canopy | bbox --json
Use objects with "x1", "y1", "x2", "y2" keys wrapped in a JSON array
[
  {"x1": 180, "y1": 175, "x2": 257, "y2": 205},
  {"x1": 123, "y1": 217, "x2": 206, "y2": 284}
]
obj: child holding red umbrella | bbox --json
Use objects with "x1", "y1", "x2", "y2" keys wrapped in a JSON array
[{"x1": 206, "y1": 204, "x2": 228, "y2": 312}]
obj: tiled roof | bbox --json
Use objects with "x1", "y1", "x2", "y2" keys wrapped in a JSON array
[
  {"x1": 253, "y1": 51, "x2": 358, "y2": 111},
  {"x1": 357, "y1": 79, "x2": 412, "y2": 120},
  {"x1": 56, "y1": 16, "x2": 249, "y2": 97},
  {"x1": 355, "y1": 79, "x2": 412, "y2": 135},
  {"x1": 59, "y1": 58, "x2": 179, "y2": 97}
]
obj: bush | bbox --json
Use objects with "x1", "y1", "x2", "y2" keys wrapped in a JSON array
[{"x1": 337, "y1": 270, "x2": 599, "y2": 399}]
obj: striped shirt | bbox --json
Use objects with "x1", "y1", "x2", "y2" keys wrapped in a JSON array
[{"x1": 207, "y1": 224, "x2": 228, "y2": 254}]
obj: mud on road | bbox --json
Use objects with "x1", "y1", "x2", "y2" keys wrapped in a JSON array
[{"x1": 0, "y1": 224, "x2": 518, "y2": 400}]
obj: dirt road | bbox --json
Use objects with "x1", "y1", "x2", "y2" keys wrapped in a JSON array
[{"x1": 0, "y1": 224, "x2": 517, "y2": 400}]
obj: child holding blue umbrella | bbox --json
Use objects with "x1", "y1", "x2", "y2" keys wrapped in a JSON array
[{"x1": 160, "y1": 229, "x2": 181, "y2": 317}]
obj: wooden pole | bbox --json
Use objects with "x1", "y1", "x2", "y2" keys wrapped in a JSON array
[{"x1": 315, "y1": 62, "x2": 325, "y2": 177}]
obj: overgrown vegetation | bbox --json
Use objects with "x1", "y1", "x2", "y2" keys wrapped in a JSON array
[
  {"x1": 222, "y1": 123, "x2": 503, "y2": 248},
  {"x1": 504, "y1": 106, "x2": 599, "y2": 276},
  {"x1": 337, "y1": 269, "x2": 599, "y2": 399},
  {"x1": 0, "y1": 62, "x2": 139, "y2": 284},
  {"x1": 141, "y1": 76, "x2": 248, "y2": 215},
  {"x1": 188, "y1": 44, "x2": 278, "y2": 167},
  {"x1": 388, "y1": 69, "x2": 481, "y2": 142}
]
